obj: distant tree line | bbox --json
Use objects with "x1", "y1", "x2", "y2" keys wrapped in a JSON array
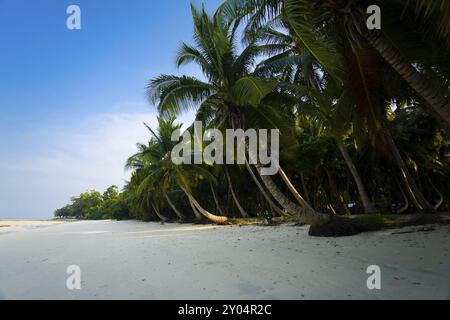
[{"x1": 54, "y1": 186, "x2": 129, "y2": 220}]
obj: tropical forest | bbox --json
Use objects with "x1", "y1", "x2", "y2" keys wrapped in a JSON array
[{"x1": 55, "y1": 0, "x2": 450, "y2": 237}]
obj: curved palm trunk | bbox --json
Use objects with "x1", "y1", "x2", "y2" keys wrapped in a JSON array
[
  {"x1": 151, "y1": 203, "x2": 169, "y2": 222},
  {"x1": 180, "y1": 185, "x2": 228, "y2": 224},
  {"x1": 366, "y1": 32, "x2": 450, "y2": 135},
  {"x1": 209, "y1": 182, "x2": 225, "y2": 216},
  {"x1": 324, "y1": 166, "x2": 349, "y2": 214},
  {"x1": 396, "y1": 184, "x2": 409, "y2": 214},
  {"x1": 337, "y1": 142, "x2": 376, "y2": 213},
  {"x1": 164, "y1": 194, "x2": 185, "y2": 221},
  {"x1": 256, "y1": 164, "x2": 330, "y2": 226},
  {"x1": 190, "y1": 196, "x2": 229, "y2": 224},
  {"x1": 245, "y1": 160, "x2": 286, "y2": 216},
  {"x1": 225, "y1": 168, "x2": 249, "y2": 218},
  {"x1": 427, "y1": 177, "x2": 444, "y2": 211},
  {"x1": 188, "y1": 198, "x2": 203, "y2": 221},
  {"x1": 232, "y1": 117, "x2": 328, "y2": 226},
  {"x1": 300, "y1": 173, "x2": 311, "y2": 205},
  {"x1": 327, "y1": 202, "x2": 338, "y2": 215},
  {"x1": 279, "y1": 167, "x2": 315, "y2": 211},
  {"x1": 381, "y1": 127, "x2": 435, "y2": 213},
  {"x1": 399, "y1": 167, "x2": 423, "y2": 211}
]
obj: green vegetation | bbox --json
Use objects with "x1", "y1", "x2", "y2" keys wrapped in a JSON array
[
  {"x1": 54, "y1": 186, "x2": 129, "y2": 220},
  {"x1": 55, "y1": 1, "x2": 449, "y2": 236}
]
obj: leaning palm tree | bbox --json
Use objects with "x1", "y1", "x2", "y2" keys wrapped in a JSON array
[
  {"x1": 125, "y1": 138, "x2": 171, "y2": 222},
  {"x1": 225, "y1": 166, "x2": 249, "y2": 218},
  {"x1": 126, "y1": 117, "x2": 228, "y2": 224},
  {"x1": 303, "y1": 83, "x2": 377, "y2": 214}
]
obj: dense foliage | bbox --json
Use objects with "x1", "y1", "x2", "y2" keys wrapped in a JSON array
[
  {"x1": 56, "y1": 1, "x2": 449, "y2": 235},
  {"x1": 54, "y1": 186, "x2": 129, "y2": 220}
]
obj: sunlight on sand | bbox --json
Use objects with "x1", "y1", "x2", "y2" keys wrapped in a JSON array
[
  {"x1": 60, "y1": 231, "x2": 112, "y2": 235},
  {"x1": 122, "y1": 225, "x2": 223, "y2": 235},
  {"x1": 0, "y1": 220, "x2": 66, "y2": 233},
  {"x1": 122, "y1": 234, "x2": 177, "y2": 240}
]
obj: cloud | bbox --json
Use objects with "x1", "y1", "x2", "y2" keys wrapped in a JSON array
[{"x1": 0, "y1": 104, "x2": 195, "y2": 219}]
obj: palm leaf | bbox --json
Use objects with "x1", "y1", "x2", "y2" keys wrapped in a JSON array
[
  {"x1": 283, "y1": 0, "x2": 343, "y2": 82},
  {"x1": 230, "y1": 76, "x2": 277, "y2": 106}
]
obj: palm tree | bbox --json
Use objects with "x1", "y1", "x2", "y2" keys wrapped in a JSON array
[
  {"x1": 234, "y1": 0, "x2": 439, "y2": 212},
  {"x1": 306, "y1": 84, "x2": 377, "y2": 213},
  {"x1": 164, "y1": 193, "x2": 185, "y2": 221},
  {"x1": 125, "y1": 136, "x2": 171, "y2": 222},
  {"x1": 224, "y1": 6, "x2": 376, "y2": 213},
  {"x1": 225, "y1": 167, "x2": 249, "y2": 218},
  {"x1": 221, "y1": 0, "x2": 450, "y2": 134},
  {"x1": 126, "y1": 117, "x2": 228, "y2": 224},
  {"x1": 147, "y1": 4, "x2": 336, "y2": 231}
]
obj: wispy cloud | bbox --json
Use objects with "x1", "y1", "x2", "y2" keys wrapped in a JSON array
[{"x1": 0, "y1": 103, "x2": 195, "y2": 218}]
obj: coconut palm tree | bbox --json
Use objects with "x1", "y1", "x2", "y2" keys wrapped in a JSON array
[
  {"x1": 220, "y1": 0, "x2": 450, "y2": 134},
  {"x1": 126, "y1": 117, "x2": 228, "y2": 224},
  {"x1": 147, "y1": 4, "x2": 338, "y2": 232},
  {"x1": 225, "y1": 166, "x2": 249, "y2": 218},
  {"x1": 304, "y1": 84, "x2": 377, "y2": 213},
  {"x1": 247, "y1": 22, "x2": 376, "y2": 213},
  {"x1": 233, "y1": 0, "x2": 439, "y2": 212}
]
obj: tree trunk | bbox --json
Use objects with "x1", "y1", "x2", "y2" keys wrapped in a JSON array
[
  {"x1": 230, "y1": 118, "x2": 369, "y2": 236},
  {"x1": 151, "y1": 203, "x2": 169, "y2": 222},
  {"x1": 188, "y1": 198, "x2": 203, "y2": 221},
  {"x1": 256, "y1": 164, "x2": 330, "y2": 226},
  {"x1": 396, "y1": 184, "x2": 409, "y2": 214},
  {"x1": 255, "y1": 166, "x2": 368, "y2": 237},
  {"x1": 327, "y1": 202, "x2": 338, "y2": 215},
  {"x1": 324, "y1": 166, "x2": 349, "y2": 214},
  {"x1": 366, "y1": 32, "x2": 450, "y2": 135},
  {"x1": 209, "y1": 182, "x2": 225, "y2": 216},
  {"x1": 381, "y1": 127, "x2": 434, "y2": 212},
  {"x1": 165, "y1": 194, "x2": 185, "y2": 221},
  {"x1": 180, "y1": 185, "x2": 228, "y2": 224},
  {"x1": 427, "y1": 176, "x2": 444, "y2": 211},
  {"x1": 231, "y1": 117, "x2": 329, "y2": 226},
  {"x1": 225, "y1": 168, "x2": 249, "y2": 218},
  {"x1": 245, "y1": 160, "x2": 286, "y2": 216},
  {"x1": 300, "y1": 173, "x2": 311, "y2": 205},
  {"x1": 278, "y1": 167, "x2": 314, "y2": 211},
  {"x1": 186, "y1": 193, "x2": 203, "y2": 221},
  {"x1": 337, "y1": 141, "x2": 376, "y2": 213}
]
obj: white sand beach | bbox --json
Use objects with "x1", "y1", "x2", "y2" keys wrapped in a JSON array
[
  {"x1": 0, "y1": 220, "x2": 68, "y2": 234},
  {"x1": 0, "y1": 220, "x2": 449, "y2": 300}
]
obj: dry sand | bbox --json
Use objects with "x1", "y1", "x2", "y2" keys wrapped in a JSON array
[
  {"x1": 0, "y1": 220, "x2": 67, "y2": 234},
  {"x1": 0, "y1": 220, "x2": 449, "y2": 300}
]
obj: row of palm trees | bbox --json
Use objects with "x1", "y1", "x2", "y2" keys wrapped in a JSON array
[{"x1": 123, "y1": 0, "x2": 449, "y2": 236}]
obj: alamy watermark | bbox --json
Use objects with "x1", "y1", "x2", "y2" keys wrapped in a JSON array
[
  {"x1": 367, "y1": 5, "x2": 381, "y2": 30},
  {"x1": 66, "y1": 265, "x2": 82, "y2": 290},
  {"x1": 66, "y1": 5, "x2": 81, "y2": 30},
  {"x1": 171, "y1": 122, "x2": 280, "y2": 176},
  {"x1": 366, "y1": 265, "x2": 381, "y2": 290}
]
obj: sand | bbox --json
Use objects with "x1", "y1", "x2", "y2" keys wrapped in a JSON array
[
  {"x1": 0, "y1": 220, "x2": 449, "y2": 300},
  {"x1": 0, "y1": 220, "x2": 67, "y2": 234}
]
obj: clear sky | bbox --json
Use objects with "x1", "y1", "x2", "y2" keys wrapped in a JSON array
[{"x1": 0, "y1": 0, "x2": 222, "y2": 218}]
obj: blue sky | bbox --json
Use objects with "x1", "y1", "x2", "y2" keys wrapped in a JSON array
[{"x1": 0, "y1": 0, "x2": 222, "y2": 218}]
